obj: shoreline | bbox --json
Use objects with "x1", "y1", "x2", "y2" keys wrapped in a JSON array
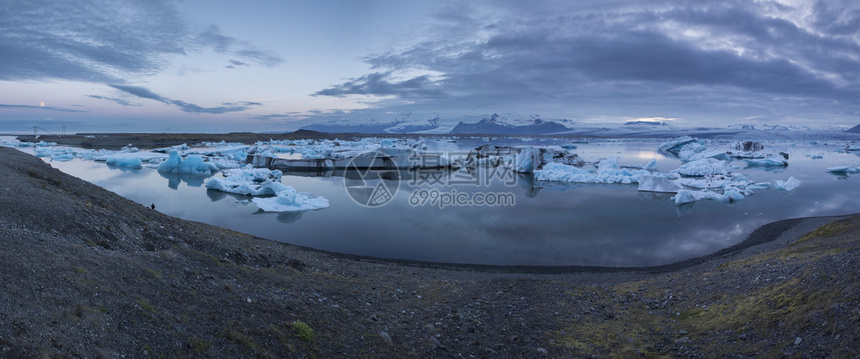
[{"x1": 263, "y1": 214, "x2": 848, "y2": 276}]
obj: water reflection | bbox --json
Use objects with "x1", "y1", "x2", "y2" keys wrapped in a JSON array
[{"x1": 41, "y1": 139, "x2": 860, "y2": 267}]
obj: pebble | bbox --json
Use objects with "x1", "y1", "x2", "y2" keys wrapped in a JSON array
[
  {"x1": 794, "y1": 337, "x2": 802, "y2": 345},
  {"x1": 536, "y1": 347, "x2": 548, "y2": 355},
  {"x1": 380, "y1": 331, "x2": 393, "y2": 345}
]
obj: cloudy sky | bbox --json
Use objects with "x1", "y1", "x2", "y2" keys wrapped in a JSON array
[{"x1": 1, "y1": 0, "x2": 859, "y2": 133}]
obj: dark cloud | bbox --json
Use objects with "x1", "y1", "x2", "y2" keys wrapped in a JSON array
[
  {"x1": 108, "y1": 84, "x2": 261, "y2": 114},
  {"x1": 226, "y1": 59, "x2": 250, "y2": 69},
  {"x1": 313, "y1": 72, "x2": 444, "y2": 98},
  {"x1": 315, "y1": 1, "x2": 860, "y2": 122},
  {"x1": 0, "y1": 0, "x2": 282, "y2": 83},
  {"x1": 86, "y1": 95, "x2": 141, "y2": 107},
  {"x1": 234, "y1": 50, "x2": 285, "y2": 67}
]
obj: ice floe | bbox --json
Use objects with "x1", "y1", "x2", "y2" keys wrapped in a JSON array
[
  {"x1": 774, "y1": 177, "x2": 801, "y2": 191},
  {"x1": 827, "y1": 166, "x2": 860, "y2": 174},
  {"x1": 674, "y1": 158, "x2": 730, "y2": 177},
  {"x1": 252, "y1": 187, "x2": 330, "y2": 212},
  {"x1": 205, "y1": 166, "x2": 328, "y2": 212},
  {"x1": 157, "y1": 151, "x2": 219, "y2": 176}
]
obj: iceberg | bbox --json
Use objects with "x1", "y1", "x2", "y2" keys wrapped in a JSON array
[
  {"x1": 673, "y1": 189, "x2": 744, "y2": 204},
  {"x1": 827, "y1": 166, "x2": 860, "y2": 174},
  {"x1": 658, "y1": 136, "x2": 700, "y2": 155},
  {"x1": 744, "y1": 158, "x2": 788, "y2": 167},
  {"x1": 252, "y1": 187, "x2": 330, "y2": 212},
  {"x1": 674, "y1": 158, "x2": 730, "y2": 177},
  {"x1": 774, "y1": 177, "x2": 801, "y2": 191},
  {"x1": 534, "y1": 160, "x2": 652, "y2": 184},
  {"x1": 641, "y1": 158, "x2": 658, "y2": 171},
  {"x1": 512, "y1": 147, "x2": 541, "y2": 173},
  {"x1": 637, "y1": 175, "x2": 682, "y2": 193},
  {"x1": 105, "y1": 155, "x2": 142, "y2": 169},
  {"x1": 157, "y1": 151, "x2": 218, "y2": 176},
  {"x1": 205, "y1": 167, "x2": 286, "y2": 196}
]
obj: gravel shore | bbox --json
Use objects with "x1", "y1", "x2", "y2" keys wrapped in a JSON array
[{"x1": 1, "y1": 146, "x2": 858, "y2": 358}]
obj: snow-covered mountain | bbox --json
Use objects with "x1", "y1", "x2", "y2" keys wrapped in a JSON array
[{"x1": 449, "y1": 114, "x2": 570, "y2": 135}]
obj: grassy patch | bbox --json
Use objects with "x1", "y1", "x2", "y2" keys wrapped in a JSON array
[
  {"x1": 292, "y1": 320, "x2": 314, "y2": 342},
  {"x1": 143, "y1": 267, "x2": 163, "y2": 279},
  {"x1": 227, "y1": 329, "x2": 271, "y2": 358},
  {"x1": 188, "y1": 337, "x2": 211, "y2": 354},
  {"x1": 135, "y1": 299, "x2": 156, "y2": 316}
]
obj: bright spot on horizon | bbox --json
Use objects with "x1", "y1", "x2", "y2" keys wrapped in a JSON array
[{"x1": 39, "y1": 101, "x2": 45, "y2": 107}]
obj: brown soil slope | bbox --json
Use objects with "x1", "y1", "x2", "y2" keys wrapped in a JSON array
[{"x1": 1, "y1": 147, "x2": 858, "y2": 358}]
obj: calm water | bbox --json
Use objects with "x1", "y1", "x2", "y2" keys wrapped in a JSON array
[{"x1": 38, "y1": 138, "x2": 860, "y2": 267}]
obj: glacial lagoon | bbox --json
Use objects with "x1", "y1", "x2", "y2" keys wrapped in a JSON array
[{"x1": 28, "y1": 138, "x2": 860, "y2": 267}]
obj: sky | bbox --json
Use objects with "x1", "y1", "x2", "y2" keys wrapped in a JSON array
[{"x1": 1, "y1": 0, "x2": 859, "y2": 133}]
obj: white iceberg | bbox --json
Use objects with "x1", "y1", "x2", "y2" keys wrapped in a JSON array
[
  {"x1": 157, "y1": 151, "x2": 218, "y2": 176},
  {"x1": 658, "y1": 136, "x2": 700, "y2": 155},
  {"x1": 774, "y1": 177, "x2": 801, "y2": 191},
  {"x1": 637, "y1": 175, "x2": 682, "y2": 193},
  {"x1": 205, "y1": 167, "x2": 286, "y2": 196},
  {"x1": 674, "y1": 158, "x2": 730, "y2": 177},
  {"x1": 534, "y1": 160, "x2": 652, "y2": 184},
  {"x1": 673, "y1": 188, "x2": 745, "y2": 204},
  {"x1": 252, "y1": 187, "x2": 330, "y2": 212}
]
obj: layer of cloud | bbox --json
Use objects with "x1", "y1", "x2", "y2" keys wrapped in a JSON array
[
  {"x1": 108, "y1": 84, "x2": 261, "y2": 114},
  {"x1": 314, "y1": 0, "x2": 860, "y2": 123},
  {"x1": 314, "y1": 72, "x2": 444, "y2": 98},
  {"x1": 0, "y1": 0, "x2": 283, "y2": 83},
  {"x1": 86, "y1": 95, "x2": 141, "y2": 107},
  {"x1": 0, "y1": 103, "x2": 87, "y2": 113}
]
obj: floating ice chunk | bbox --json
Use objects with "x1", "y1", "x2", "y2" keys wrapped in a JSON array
[
  {"x1": 208, "y1": 157, "x2": 243, "y2": 169},
  {"x1": 252, "y1": 187, "x2": 330, "y2": 212},
  {"x1": 744, "y1": 158, "x2": 787, "y2": 167},
  {"x1": 207, "y1": 178, "x2": 289, "y2": 196},
  {"x1": 151, "y1": 143, "x2": 191, "y2": 154},
  {"x1": 673, "y1": 188, "x2": 744, "y2": 204},
  {"x1": 658, "y1": 136, "x2": 700, "y2": 155},
  {"x1": 774, "y1": 177, "x2": 801, "y2": 191},
  {"x1": 205, "y1": 168, "x2": 286, "y2": 196},
  {"x1": 685, "y1": 150, "x2": 730, "y2": 162},
  {"x1": 106, "y1": 155, "x2": 142, "y2": 169},
  {"x1": 157, "y1": 151, "x2": 218, "y2": 175},
  {"x1": 642, "y1": 158, "x2": 658, "y2": 171},
  {"x1": 597, "y1": 157, "x2": 619, "y2": 170},
  {"x1": 222, "y1": 167, "x2": 283, "y2": 182},
  {"x1": 513, "y1": 147, "x2": 541, "y2": 173},
  {"x1": 637, "y1": 175, "x2": 681, "y2": 193},
  {"x1": 675, "y1": 158, "x2": 730, "y2": 177},
  {"x1": 827, "y1": 166, "x2": 860, "y2": 174},
  {"x1": 723, "y1": 187, "x2": 745, "y2": 202},
  {"x1": 535, "y1": 162, "x2": 651, "y2": 184}
]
